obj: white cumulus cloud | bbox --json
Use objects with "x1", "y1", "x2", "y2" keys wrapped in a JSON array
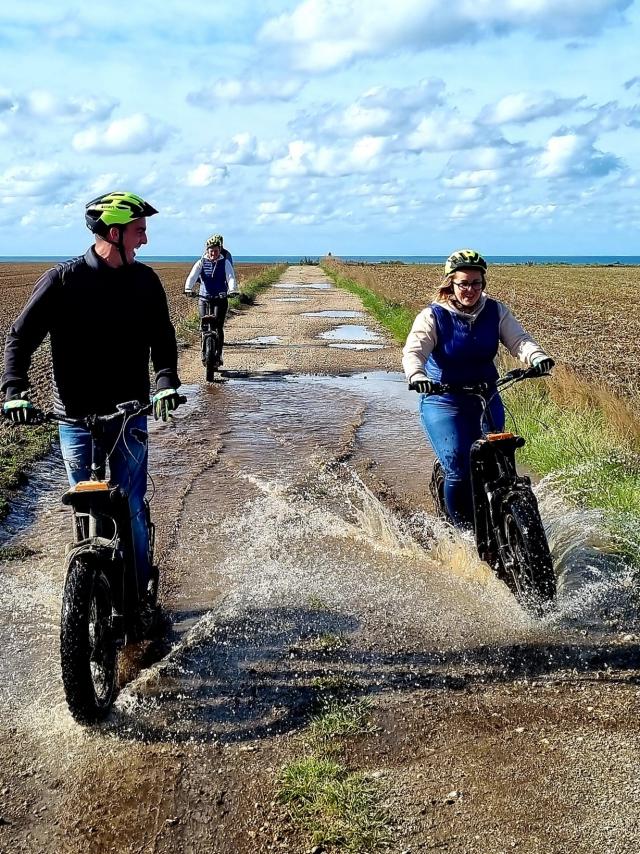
[
  {"x1": 260, "y1": 0, "x2": 632, "y2": 72},
  {"x1": 0, "y1": 162, "x2": 76, "y2": 199},
  {"x1": 212, "y1": 133, "x2": 284, "y2": 166},
  {"x1": 536, "y1": 133, "x2": 622, "y2": 178},
  {"x1": 187, "y1": 77, "x2": 304, "y2": 106},
  {"x1": 186, "y1": 164, "x2": 229, "y2": 187},
  {"x1": 479, "y1": 91, "x2": 585, "y2": 125},
  {"x1": 72, "y1": 113, "x2": 171, "y2": 154},
  {"x1": 271, "y1": 136, "x2": 389, "y2": 178},
  {"x1": 0, "y1": 88, "x2": 116, "y2": 124}
]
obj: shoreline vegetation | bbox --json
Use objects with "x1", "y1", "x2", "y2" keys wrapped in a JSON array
[
  {"x1": 0, "y1": 263, "x2": 287, "y2": 523},
  {"x1": 321, "y1": 259, "x2": 640, "y2": 565}
]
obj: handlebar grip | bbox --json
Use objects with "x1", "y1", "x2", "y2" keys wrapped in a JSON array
[
  {"x1": 408, "y1": 381, "x2": 446, "y2": 395},
  {"x1": 177, "y1": 395, "x2": 188, "y2": 405}
]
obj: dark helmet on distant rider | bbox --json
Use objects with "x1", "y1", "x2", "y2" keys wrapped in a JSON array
[{"x1": 205, "y1": 234, "x2": 224, "y2": 251}]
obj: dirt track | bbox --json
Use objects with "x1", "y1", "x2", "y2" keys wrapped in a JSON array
[{"x1": 1, "y1": 266, "x2": 639, "y2": 853}]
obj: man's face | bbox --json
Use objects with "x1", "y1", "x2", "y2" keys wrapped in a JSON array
[
  {"x1": 120, "y1": 218, "x2": 148, "y2": 263},
  {"x1": 207, "y1": 245, "x2": 221, "y2": 260}
]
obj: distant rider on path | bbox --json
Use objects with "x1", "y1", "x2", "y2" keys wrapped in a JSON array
[
  {"x1": 1, "y1": 191, "x2": 183, "y2": 619},
  {"x1": 184, "y1": 234, "x2": 237, "y2": 365}
]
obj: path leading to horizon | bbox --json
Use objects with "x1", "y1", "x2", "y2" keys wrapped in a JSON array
[{"x1": 1, "y1": 266, "x2": 638, "y2": 854}]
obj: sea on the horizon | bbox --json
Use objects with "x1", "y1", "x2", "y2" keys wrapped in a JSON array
[{"x1": 1, "y1": 254, "x2": 640, "y2": 265}]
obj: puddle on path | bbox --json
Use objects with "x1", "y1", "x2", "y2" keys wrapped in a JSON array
[
  {"x1": 304, "y1": 310, "x2": 364, "y2": 318},
  {"x1": 112, "y1": 370, "x2": 640, "y2": 741},
  {"x1": 1, "y1": 370, "x2": 637, "y2": 747},
  {"x1": 274, "y1": 282, "x2": 332, "y2": 290},
  {"x1": 328, "y1": 343, "x2": 384, "y2": 350},
  {"x1": 319, "y1": 324, "x2": 382, "y2": 342},
  {"x1": 236, "y1": 336, "x2": 283, "y2": 345}
]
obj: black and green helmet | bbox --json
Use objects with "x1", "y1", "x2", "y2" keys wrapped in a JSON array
[
  {"x1": 85, "y1": 191, "x2": 158, "y2": 237},
  {"x1": 444, "y1": 249, "x2": 487, "y2": 277},
  {"x1": 205, "y1": 233, "x2": 224, "y2": 250}
]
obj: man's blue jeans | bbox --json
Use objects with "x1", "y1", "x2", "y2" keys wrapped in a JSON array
[
  {"x1": 419, "y1": 392, "x2": 505, "y2": 529},
  {"x1": 58, "y1": 415, "x2": 151, "y2": 591}
]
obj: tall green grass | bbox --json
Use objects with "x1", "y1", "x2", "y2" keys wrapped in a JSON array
[
  {"x1": 501, "y1": 376, "x2": 640, "y2": 562},
  {"x1": 228, "y1": 263, "x2": 288, "y2": 309}
]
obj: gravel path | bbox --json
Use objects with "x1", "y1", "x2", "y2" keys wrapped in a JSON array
[{"x1": 0, "y1": 266, "x2": 638, "y2": 854}]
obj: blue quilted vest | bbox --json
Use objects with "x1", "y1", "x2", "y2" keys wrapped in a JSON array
[
  {"x1": 198, "y1": 257, "x2": 228, "y2": 297},
  {"x1": 425, "y1": 298, "x2": 500, "y2": 385}
]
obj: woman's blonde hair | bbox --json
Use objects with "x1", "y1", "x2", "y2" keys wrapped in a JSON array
[{"x1": 434, "y1": 271, "x2": 486, "y2": 304}]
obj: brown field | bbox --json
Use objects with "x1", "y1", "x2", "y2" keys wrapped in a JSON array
[
  {"x1": 325, "y1": 260, "x2": 640, "y2": 399},
  {"x1": 0, "y1": 260, "x2": 272, "y2": 410}
]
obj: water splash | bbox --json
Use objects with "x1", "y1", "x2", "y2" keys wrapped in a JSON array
[{"x1": 536, "y1": 476, "x2": 639, "y2": 631}]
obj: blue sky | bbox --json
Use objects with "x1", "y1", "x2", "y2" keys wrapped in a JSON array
[{"x1": 1, "y1": 0, "x2": 639, "y2": 256}]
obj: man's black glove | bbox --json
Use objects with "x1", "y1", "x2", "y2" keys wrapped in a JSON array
[
  {"x1": 530, "y1": 357, "x2": 555, "y2": 377},
  {"x1": 409, "y1": 376, "x2": 438, "y2": 394},
  {"x1": 2, "y1": 393, "x2": 40, "y2": 424}
]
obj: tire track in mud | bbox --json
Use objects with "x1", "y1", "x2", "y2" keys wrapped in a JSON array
[{"x1": 1, "y1": 266, "x2": 639, "y2": 853}]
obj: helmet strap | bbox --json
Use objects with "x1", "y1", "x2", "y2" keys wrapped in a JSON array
[{"x1": 100, "y1": 225, "x2": 129, "y2": 266}]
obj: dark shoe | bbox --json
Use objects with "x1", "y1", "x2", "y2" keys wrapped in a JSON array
[
  {"x1": 147, "y1": 566, "x2": 160, "y2": 604},
  {"x1": 138, "y1": 594, "x2": 171, "y2": 640}
]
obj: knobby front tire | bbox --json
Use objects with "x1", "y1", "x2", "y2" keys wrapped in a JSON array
[
  {"x1": 204, "y1": 331, "x2": 220, "y2": 382},
  {"x1": 499, "y1": 491, "x2": 556, "y2": 613},
  {"x1": 60, "y1": 556, "x2": 118, "y2": 724}
]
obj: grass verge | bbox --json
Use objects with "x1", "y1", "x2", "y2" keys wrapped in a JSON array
[
  {"x1": 323, "y1": 263, "x2": 640, "y2": 565},
  {"x1": 501, "y1": 368, "x2": 640, "y2": 563},
  {"x1": 0, "y1": 423, "x2": 56, "y2": 521},
  {"x1": 322, "y1": 265, "x2": 414, "y2": 343}
]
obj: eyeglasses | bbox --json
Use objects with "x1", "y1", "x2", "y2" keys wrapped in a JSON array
[{"x1": 452, "y1": 280, "x2": 483, "y2": 291}]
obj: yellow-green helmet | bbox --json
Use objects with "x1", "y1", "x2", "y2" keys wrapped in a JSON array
[
  {"x1": 205, "y1": 233, "x2": 223, "y2": 250},
  {"x1": 444, "y1": 249, "x2": 487, "y2": 277},
  {"x1": 85, "y1": 191, "x2": 158, "y2": 237}
]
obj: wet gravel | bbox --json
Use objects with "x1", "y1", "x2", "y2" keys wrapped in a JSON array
[{"x1": 0, "y1": 266, "x2": 639, "y2": 853}]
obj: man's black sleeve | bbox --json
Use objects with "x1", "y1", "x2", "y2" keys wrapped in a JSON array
[
  {"x1": 148, "y1": 271, "x2": 180, "y2": 392},
  {"x1": 1, "y1": 268, "x2": 59, "y2": 399}
]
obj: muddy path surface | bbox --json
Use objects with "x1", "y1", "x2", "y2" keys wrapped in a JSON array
[{"x1": 1, "y1": 266, "x2": 639, "y2": 853}]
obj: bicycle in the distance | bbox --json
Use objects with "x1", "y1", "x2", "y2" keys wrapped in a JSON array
[
  {"x1": 15, "y1": 397, "x2": 185, "y2": 723},
  {"x1": 410, "y1": 367, "x2": 556, "y2": 614},
  {"x1": 186, "y1": 292, "x2": 226, "y2": 382}
]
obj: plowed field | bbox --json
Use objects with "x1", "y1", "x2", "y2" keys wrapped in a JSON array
[{"x1": 324, "y1": 261, "x2": 640, "y2": 398}]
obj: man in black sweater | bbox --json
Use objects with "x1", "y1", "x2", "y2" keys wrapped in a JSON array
[{"x1": 1, "y1": 191, "x2": 182, "y2": 609}]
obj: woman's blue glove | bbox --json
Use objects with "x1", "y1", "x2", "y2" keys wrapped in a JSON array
[
  {"x1": 531, "y1": 357, "x2": 555, "y2": 377},
  {"x1": 152, "y1": 389, "x2": 182, "y2": 421}
]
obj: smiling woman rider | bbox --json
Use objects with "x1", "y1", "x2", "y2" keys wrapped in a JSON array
[{"x1": 402, "y1": 249, "x2": 554, "y2": 530}]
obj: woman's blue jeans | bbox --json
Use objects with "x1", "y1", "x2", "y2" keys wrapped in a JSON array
[
  {"x1": 419, "y1": 392, "x2": 505, "y2": 529},
  {"x1": 58, "y1": 415, "x2": 151, "y2": 591}
]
